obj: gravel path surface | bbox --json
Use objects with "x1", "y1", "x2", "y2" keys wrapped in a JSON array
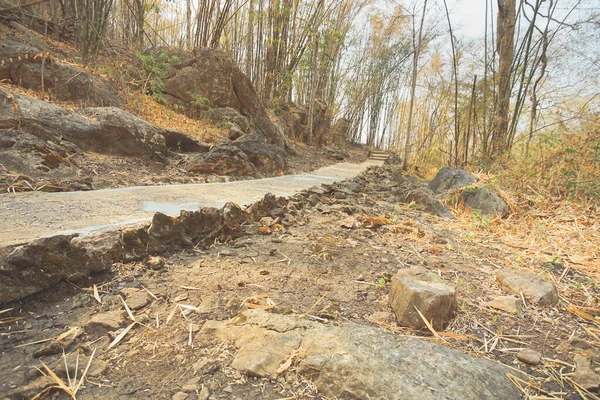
[{"x1": 0, "y1": 160, "x2": 381, "y2": 246}]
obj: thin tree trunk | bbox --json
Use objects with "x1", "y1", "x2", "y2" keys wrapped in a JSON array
[{"x1": 402, "y1": 0, "x2": 428, "y2": 170}]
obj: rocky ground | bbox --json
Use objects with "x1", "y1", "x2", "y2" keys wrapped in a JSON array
[
  {"x1": 1, "y1": 165, "x2": 599, "y2": 400},
  {"x1": 0, "y1": 135, "x2": 366, "y2": 193}
]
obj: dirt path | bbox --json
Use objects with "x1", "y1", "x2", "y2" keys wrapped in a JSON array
[{"x1": 0, "y1": 160, "x2": 381, "y2": 246}]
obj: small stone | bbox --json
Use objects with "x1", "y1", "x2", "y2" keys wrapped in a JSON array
[
  {"x1": 369, "y1": 311, "x2": 393, "y2": 324},
  {"x1": 192, "y1": 358, "x2": 220, "y2": 375},
  {"x1": 225, "y1": 295, "x2": 242, "y2": 314},
  {"x1": 219, "y1": 249, "x2": 234, "y2": 257},
  {"x1": 146, "y1": 256, "x2": 166, "y2": 270},
  {"x1": 517, "y1": 348, "x2": 542, "y2": 366},
  {"x1": 126, "y1": 290, "x2": 151, "y2": 310},
  {"x1": 120, "y1": 287, "x2": 140, "y2": 297},
  {"x1": 496, "y1": 269, "x2": 558, "y2": 307},
  {"x1": 341, "y1": 217, "x2": 358, "y2": 229},
  {"x1": 174, "y1": 293, "x2": 189, "y2": 302},
  {"x1": 389, "y1": 275, "x2": 456, "y2": 330},
  {"x1": 333, "y1": 191, "x2": 346, "y2": 199},
  {"x1": 181, "y1": 377, "x2": 201, "y2": 392},
  {"x1": 172, "y1": 391, "x2": 189, "y2": 400},
  {"x1": 487, "y1": 296, "x2": 523, "y2": 316},
  {"x1": 244, "y1": 223, "x2": 260, "y2": 235},
  {"x1": 223, "y1": 384, "x2": 233, "y2": 393},
  {"x1": 196, "y1": 295, "x2": 218, "y2": 314},
  {"x1": 573, "y1": 355, "x2": 600, "y2": 390},
  {"x1": 198, "y1": 386, "x2": 210, "y2": 400},
  {"x1": 317, "y1": 301, "x2": 341, "y2": 320},
  {"x1": 86, "y1": 311, "x2": 124, "y2": 335}
]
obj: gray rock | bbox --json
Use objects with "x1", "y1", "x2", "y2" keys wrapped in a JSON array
[
  {"x1": 205, "y1": 107, "x2": 251, "y2": 133},
  {"x1": 159, "y1": 48, "x2": 290, "y2": 150},
  {"x1": 389, "y1": 275, "x2": 457, "y2": 330},
  {"x1": 201, "y1": 310, "x2": 521, "y2": 400},
  {"x1": 181, "y1": 376, "x2": 201, "y2": 392},
  {"x1": 228, "y1": 123, "x2": 245, "y2": 140},
  {"x1": 459, "y1": 187, "x2": 508, "y2": 217},
  {"x1": 86, "y1": 311, "x2": 125, "y2": 335},
  {"x1": 384, "y1": 150, "x2": 402, "y2": 166},
  {"x1": 0, "y1": 232, "x2": 120, "y2": 304},
  {"x1": 186, "y1": 144, "x2": 257, "y2": 176},
  {"x1": 231, "y1": 133, "x2": 287, "y2": 174},
  {"x1": 496, "y1": 269, "x2": 559, "y2": 307},
  {"x1": 198, "y1": 386, "x2": 210, "y2": 400},
  {"x1": 428, "y1": 167, "x2": 477, "y2": 194},
  {"x1": 172, "y1": 391, "x2": 189, "y2": 400},
  {"x1": 126, "y1": 290, "x2": 151, "y2": 310},
  {"x1": 0, "y1": 88, "x2": 190, "y2": 158},
  {"x1": 0, "y1": 33, "x2": 122, "y2": 107},
  {"x1": 573, "y1": 355, "x2": 600, "y2": 390},
  {"x1": 487, "y1": 296, "x2": 523, "y2": 316},
  {"x1": 517, "y1": 348, "x2": 542, "y2": 365}
]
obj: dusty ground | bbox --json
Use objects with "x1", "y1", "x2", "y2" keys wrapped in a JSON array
[{"x1": 1, "y1": 166, "x2": 599, "y2": 400}]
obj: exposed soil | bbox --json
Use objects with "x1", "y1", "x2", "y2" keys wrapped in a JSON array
[{"x1": 1, "y1": 166, "x2": 599, "y2": 400}]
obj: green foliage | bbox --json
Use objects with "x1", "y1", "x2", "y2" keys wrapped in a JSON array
[
  {"x1": 376, "y1": 278, "x2": 386, "y2": 288},
  {"x1": 193, "y1": 96, "x2": 211, "y2": 110},
  {"x1": 471, "y1": 210, "x2": 491, "y2": 228},
  {"x1": 135, "y1": 52, "x2": 180, "y2": 98}
]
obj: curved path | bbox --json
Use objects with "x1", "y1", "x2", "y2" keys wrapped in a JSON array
[{"x1": 0, "y1": 160, "x2": 381, "y2": 246}]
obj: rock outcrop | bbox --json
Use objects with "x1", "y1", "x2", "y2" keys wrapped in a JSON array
[
  {"x1": 429, "y1": 167, "x2": 477, "y2": 194},
  {"x1": 0, "y1": 88, "x2": 207, "y2": 160},
  {"x1": 199, "y1": 309, "x2": 522, "y2": 400},
  {"x1": 0, "y1": 27, "x2": 122, "y2": 107},
  {"x1": 0, "y1": 232, "x2": 121, "y2": 303},
  {"x1": 187, "y1": 133, "x2": 287, "y2": 176},
  {"x1": 428, "y1": 167, "x2": 508, "y2": 217},
  {"x1": 156, "y1": 48, "x2": 289, "y2": 150}
]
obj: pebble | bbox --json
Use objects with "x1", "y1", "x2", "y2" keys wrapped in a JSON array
[
  {"x1": 172, "y1": 391, "x2": 188, "y2": 400},
  {"x1": 517, "y1": 348, "x2": 542, "y2": 366}
]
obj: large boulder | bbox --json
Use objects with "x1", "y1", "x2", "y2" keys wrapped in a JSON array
[
  {"x1": 200, "y1": 309, "x2": 521, "y2": 400},
  {"x1": 429, "y1": 167, "x2": 477, "y2": 194},
  {"x1": 230, "y1": 133, "x2": 287, "y2": 174},
  {"x1": 159, "y1": 48, "x2": 289, "y2": 150},
  {"x1": 275, "y1": 100, "x2": 332, "y2": 146},
  {"x1": 0, "y1": 88, "x2": 198, "y2": 157},
  {"x1": 186, "y1": 133, "x2": 287, "y2": 176},
  {"x1": 186, "y1": 144, "x2": 256, "y2": 175},
  {"x1": 459, "y1": 187, "x2": 508, "y2": 217},
  {"x1": 0, "y1": 232, "x2": 122, "y2": 304},
  {"x1": 0, "y1": 32, "x2": 122, "y2": 107}
]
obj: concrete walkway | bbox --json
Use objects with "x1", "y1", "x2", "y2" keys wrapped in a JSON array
[{"x1": 0, "y1": 160, "x2": 381, "y2": 246}]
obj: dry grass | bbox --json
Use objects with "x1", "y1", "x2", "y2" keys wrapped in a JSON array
[{"x1": 125, "y1": 94, "x2": 227, "y2": 143}]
